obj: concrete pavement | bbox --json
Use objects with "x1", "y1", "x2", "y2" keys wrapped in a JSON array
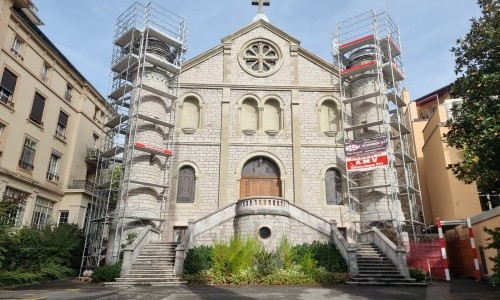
[{"x1": 0, "y1": 278, "x2": 498, "y2": 300}]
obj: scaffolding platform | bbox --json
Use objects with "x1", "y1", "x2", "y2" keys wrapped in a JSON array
[
  {"x1": 109, "y1": 83, "x2": 133, "y2": 100},
  {"x1": 344, "y1": 120, "x2": 384, "y2": 132},
  {"x1": 338, "y1": 35, "x2": 375, "y2": 53},
  {"x1": 380, "y1": 36, "x2": 401, "y2": 57},
  {"x1": 136, "y1": 113, "x2": 174, "y2": 128},
  {"x1": 114, "y1": 25, "x2": 183, "y2": 50},
  {"x1": 341, "y1": 60, "x2": 377, "y2": 77},
  {"x1": 101, "y1": 146, "x2": 124, "y2": 158},
  {"x1": 382, "y1": 62, "x2": 405, "y2": 81},
  {"x1": 343, "y1": 91, "x2": 380, "y2": 104},
  {"x1": 140, "y1": 82, "x2": 177, "y2": 100},
  {"x1": 134, "y1": 142, "x2": 173, "y2": 157},
  {"x1": 129, "y1": 179, "x2": 169, "y2": 189},
  {"x1": 390, "y1": 122, "x2": 411, "y2": 134},
  {"x1": 386, "y1": 91, "x2": 406, "y2": 107},
  {"x1": 105, "y1": 115, "x2": 129, "y2": 128}
]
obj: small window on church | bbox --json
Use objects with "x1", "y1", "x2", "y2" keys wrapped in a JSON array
[
  {"x1": 241, "y1": 98, "x2": 259, "y2": 134},
  {"x1": 176, "y1": 166, "x2": 195, "y2": 203},
  {"x1": 263, "y1": 99, "x2": 281, "y2": 133},
  {"x1": 320, "y1": 100, "x2": 340, "y2": 136},
  {"x1": 180, "y1": 97, "x2": 200, "y2": 133},
  {"x1": 326, "y1": 168, "x2": 343, "y2": 205}
]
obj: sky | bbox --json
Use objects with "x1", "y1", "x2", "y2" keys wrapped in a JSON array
[{"x1": 35, "y1": 0, "x2": 481, "y2": 99}]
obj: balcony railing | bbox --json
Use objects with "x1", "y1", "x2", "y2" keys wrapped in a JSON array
[
  {"x1": 46, "y1": 171, "x2": 59, "y2": 182},
  {"x1": 236, "y1": 197, "x2": 290, "y2": 217},
  {"x1": 18, "y1": 160, "x2": 34, "y2": 171},
  {"x1": 69, "y1": 180, "x2": 106, "y2": 198}
]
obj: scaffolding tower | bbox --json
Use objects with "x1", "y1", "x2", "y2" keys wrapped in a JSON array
[
  {"x1": 80, "y1": 1, "x2": 187, "y2": 273},
  {"x1": 334, "y1": 10, "x2": 424, "y2": 246}
]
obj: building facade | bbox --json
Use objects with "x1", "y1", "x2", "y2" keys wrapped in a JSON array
[
  {"x1": 0, "y1": 0, "x2": 111, "y2": 229},
  {"x1": 410, "y1": 85, "x2": 499, "y2": 277}
]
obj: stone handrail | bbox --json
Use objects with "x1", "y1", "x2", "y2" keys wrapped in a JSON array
[
  {"x1": 288, "y1": 203, "x2": 358, "y2": 277},
  {"x1": 288, "y1": 203, "x2": 331, "y2": 236},
  {"x1": 192, "y1": 203, "x2": 237, "y2": 236},
  {"x1": 331, "y1": 221, "x2": 359, "y2": 278},
  {"x1": 174, "y1": 223, "x2": 194, "y2": 276},
  {"x1": 120, "y1": 225, "x2": 160, "y2": 277},
  {"x1": 359, "y1": 227, "x2": 410, "y2": 278},
  {"x1": 236, "y1": 196, "x2": 290, "y2": 217},
  {"x1": 173, "y1": 203, "x2": 237, "y2": 275}
]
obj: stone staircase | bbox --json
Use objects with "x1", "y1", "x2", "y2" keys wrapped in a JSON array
[
  {"x1": 347, "y1": 243, "x2": 425, "y2": 286},
  {"x1": 107, "y1": 242, "x2": 186, "y2": 286}
]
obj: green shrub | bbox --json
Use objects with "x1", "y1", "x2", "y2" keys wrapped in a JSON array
[
  {"x1": 292, "y1": 241, "x2": 347, "y2": 273},
  {"x1": 212, "y1": 236, "x2": 260, "y2": 276},
  {"x1": 409, "y1": 268, "x2": 427, "y2": 282},
  {"x1": 277, "y1": 236, "x2": 293, "y2": 270},
  {"x1": 261, "y1": 267, "x2": 316, "y2": 286},
  {"x1": 484, "y1": 227, "x2": 500, "y2": 287},
  {"x1": 0, "y1": 271, "x2": 43, "y2": 288},
  {"x1": 254, "y1": 250, "x2": 277, "y2": 276},
  {"x1": 184, "y1": 245, "x2": 213, "y2": 274},
  {"x1": 314, "y1": 267, "x2": 349, "y2": 285},
  {"x1": 91, "y1": 263, "x2": 122, "y2": 283},
  {"x1": 39, "y1": 261, "x2": 75, "y2": 280}
]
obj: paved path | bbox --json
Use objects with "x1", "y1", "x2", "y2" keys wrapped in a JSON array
[{"x1": 1, "y1": 278, "x2": 498, "y2": 300}]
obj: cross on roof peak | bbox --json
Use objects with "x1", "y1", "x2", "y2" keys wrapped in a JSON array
[{"x1": 252, "y1": 0, "x2": 270, "y2": 22}]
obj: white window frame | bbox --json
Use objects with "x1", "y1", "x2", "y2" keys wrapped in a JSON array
[
  {"x1": 31, "y1": 197, "x2": 54, "y2": 229},
  {"x1": 46, "y1": 153, "x2": 61, "y2": 182}
]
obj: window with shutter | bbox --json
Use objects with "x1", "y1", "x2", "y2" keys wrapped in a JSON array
[
  {"x1": 29, "y1": 93, "x2": 46, "y2": 125},
  {"x1": 0, "y1": 69, "x2": 17, "y2": 104},
  {"x1": 56, "y1": 111, "x2": 68, "y2": 139}
]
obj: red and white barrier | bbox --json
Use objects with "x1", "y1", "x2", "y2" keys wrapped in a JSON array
[
  {"x1": 436, "y1": 217, "x2": 450, "y2": 281},
  {"x1": 467, "y1": 217, "x2": 481, "y2": 280}
]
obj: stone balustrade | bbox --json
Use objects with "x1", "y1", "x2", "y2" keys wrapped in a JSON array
[{"x1": 236, "y1": 196, "x2": 290, "y2": 217}]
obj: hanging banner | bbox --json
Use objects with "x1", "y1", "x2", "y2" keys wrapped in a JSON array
[
  {"x1": 346, "y1": 151, "x2": 389, "y2": 172},
  {"x1": 345, "y1": 136, "x2": 387, "y2": 156}
]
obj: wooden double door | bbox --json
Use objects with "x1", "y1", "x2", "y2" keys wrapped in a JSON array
[{"x1": 239, "y1": 157, "x2": 281, "y2": 198}]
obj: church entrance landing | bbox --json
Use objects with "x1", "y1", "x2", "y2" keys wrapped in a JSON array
[{"x1": 240, "y1": 157, "x2": 281, "y2": 198}]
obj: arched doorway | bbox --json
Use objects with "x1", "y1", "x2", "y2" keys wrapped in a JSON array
[{"x1": 240, "y1": 157, "x2": 281, "y2": 198}]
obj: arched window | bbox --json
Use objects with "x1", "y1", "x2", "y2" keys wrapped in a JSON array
[
  {"x1": 263, "y1": 99, "x2": 281, "y2": 131},
  {"x1": 241, "y1": 98, "x2": 259, "y2": 131},
  {"x1": 180, "y1": 97, "x2": 200, "y2": 131},
  {"x1": 176, "y1": 166, "x2": 196, "y2": 203},
  {"x1": 320, "y1": 100, "x2": 339, "y2": 133},
  {"x1": 325, "y1": 168, "x2": 342, "y2": 205}
]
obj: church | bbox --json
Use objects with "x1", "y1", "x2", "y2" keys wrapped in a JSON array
[{"x1": 87, "y1": 0, "x2": 418, "y2": 285}]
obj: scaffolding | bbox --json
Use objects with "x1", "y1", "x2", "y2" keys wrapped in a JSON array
[
  {"x1": 334, "y1": 10, "x2": 424, "y2": 246},
  {"x1": 80, "y1": 1, "x2": 187, "y2": 273}
]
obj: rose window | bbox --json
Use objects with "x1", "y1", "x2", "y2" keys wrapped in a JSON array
[{"x1": 239, "y1": 39, "x2": 282, "y2": 77}]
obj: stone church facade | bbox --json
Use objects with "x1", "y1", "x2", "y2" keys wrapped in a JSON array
[{"x1": 166, "y1": 19, "x2": 349, "y2": 249}]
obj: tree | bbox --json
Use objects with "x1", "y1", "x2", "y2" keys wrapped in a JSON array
[{"x1": 445, "y1": 0, "x2": 500, "y2": 193}]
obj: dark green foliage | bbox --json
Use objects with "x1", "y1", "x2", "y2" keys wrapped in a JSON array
[
  {"x1": 182, "y1": 237, "x2": 348, "y2": 286},
  {"x1": 445, "y1": 0, "x2": 500, "y2": 193},
  {"x1": 254, "y1": 250, "x2": 277, "y2": 276},
  {"x1": 292, "y1": 241, "x2": 348, "y2": 272},
  {"x1": 484, "y1": 227, "x2": 500, "y2": 286},
  {"x1": 212, "y1": 236, "x2": 260, "y2": 276},
  {"x1": 408, "y1": 268, "x2": 427, "y2": 282},
  {"x1": 91, "y1": 263, "x2": 122, "y2": 283},
  {"x1": 0, "y1": 224, "x2": 84, "y2": 287},
  {"x1": 0, "y1": 271, "x2": 44, "y2": 288},
  {"x1": 184, "y1": 245, "x2": 213, "y2": 274}
]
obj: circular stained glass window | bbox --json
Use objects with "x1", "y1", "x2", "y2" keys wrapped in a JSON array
[
  {"x1": 239, "y1": 39, "x2": 283, "y2": 77},
  {"x1": 258, "y1": 227, "x2": 272, "y2": 239}
]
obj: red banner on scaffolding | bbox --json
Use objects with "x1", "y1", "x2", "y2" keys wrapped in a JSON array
[
  {"x1": 346, "y1": 151, "x2": 389, "y2": 172},
  {"x1": 345, "y1": 136, "x2": 387, "y2": 156}
]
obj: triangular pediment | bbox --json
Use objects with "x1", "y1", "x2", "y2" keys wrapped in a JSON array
[{"x1": 221, "y1": 19, "x2": 300, "y2": 45}]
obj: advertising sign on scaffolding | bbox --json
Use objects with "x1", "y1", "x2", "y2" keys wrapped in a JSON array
[{"x1": 345, "y1": 136, "x2": 388, "y2": 172}]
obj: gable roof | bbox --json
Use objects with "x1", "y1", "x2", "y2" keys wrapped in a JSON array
[{"x1": 182, "y1": 19, "x2": 338, "y2": 75}]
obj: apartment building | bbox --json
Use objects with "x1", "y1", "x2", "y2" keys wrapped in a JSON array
[
  {"x1": 0, "y1": 0, "x2": 112, "y2": 229},
  {"x1": 410, "y1": 85, "x2": 499, "y2": 278}
]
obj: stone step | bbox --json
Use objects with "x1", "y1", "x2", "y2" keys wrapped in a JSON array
[
  {"x1": 346, "y1": 281, "x2": 426, "y2": 286},
  {"x1": 125, "y1": 275, "x2": 177, "y2": 279},
  {"x1": 116, "y1": 277, "x2": 184, "y2": 282},
  {"x1": 350, "y1": 277, "x2": 414, "y2": 282},
  {"x1": 358, "y1": 270, "x2": 401, "y2": 274},
  {"x1": 105, "y1": 281, "x2": 187, "y2": 287},
  {"x1": 358, "y1": 267, "x2": 399, "y2": 271}
]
